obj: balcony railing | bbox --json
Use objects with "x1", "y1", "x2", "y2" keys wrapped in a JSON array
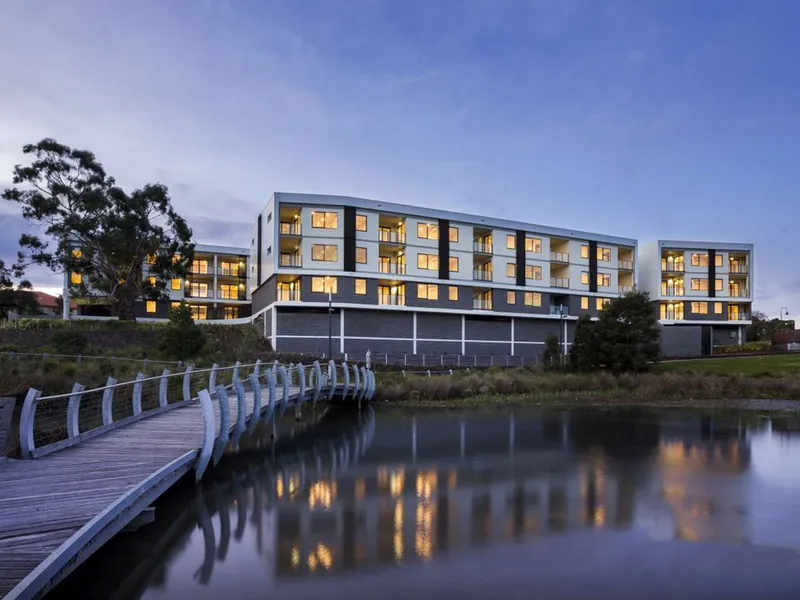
[
  {"x1": 189, "y1": 265, "x2": 214, "y2": 275},
  {"x1": 619, "y1": 260, "x2": 634, "y2": 270},
  {"x1": 550, "y1": 252, "x2": 569, "y2": 263},
  {"x1": 217, "y1": 266, "x2": 245, "y2": 277},
  {"x1": 661, "y1": 311, "x2": 684, "y2": 321},
  {"x1": 280, "y1": 222, "x2": 302, "y2": 236},
  {"x1": 379, "y1": 294, "x2": 405, "y2": 306},
  {"x1": 185, "y1": 290, "x2": 213, "y2": 299},
  {"x1": 661, "y1": 264, "x2": 685, "y2": 273},
  {"x1": 277, "y1": 290, "x2": 300, "y2": 302},
  {"x1": 728, "y1": 313, "x2": 751, "y2": 321},
  {"x1": 619, "y1": 285, "x2": 633, "y2": 294},
  {"x1": 729, "y1": 264, "x2": 749, "y2": 274},
  {"x1": 473, "y1": 241, "x2": 493, "y2": 254},
  {"x1": 378, "y1": 231, "x2": 406, "y2": 244},
  {"x1": 473, "y1": 269, "x2": 493, "y2": 282},
  {"x1": 217, "y1": 290, "x2": 247, "y2": 301},
  {"x1": 279, "y1": 255, "x2": 303, "y2": 268},
  {"x1": 549, "y1": 306, "x2": 569, "y2": 316},
  {"x1": 473, "y1": 298, "x2": 492, "y2": 310},
  {"x1": 728, "y1": 288, "x2": 749, "y2": 298},
  {"x1": 550, "y1": 277, "x2": 569, "y2": 289},
  {"x1": 379, "y1": 262, "x2": 406, "y2": 275},
  {"x1": 661, "y1": 287, "x2": 685, "y2": 297}
]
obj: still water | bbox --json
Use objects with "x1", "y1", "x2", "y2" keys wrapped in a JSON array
[{"x1": 54, "y1": 407, "x2": 800, "y2": 599}]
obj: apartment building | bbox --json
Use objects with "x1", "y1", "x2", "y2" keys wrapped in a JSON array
[
  {"x1": 249, "y1": 193, "x2": 638, "y2": 356},
  {"x1": 68, "y1": 243, "x2": 251, "y2": 321},
  {"x1": 639, "y1": 240, "x2": 753, "y2": 353}
]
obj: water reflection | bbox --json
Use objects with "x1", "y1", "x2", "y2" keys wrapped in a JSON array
[{"x1": 53, "y1": 408, "x2": 800, "y2": 599}]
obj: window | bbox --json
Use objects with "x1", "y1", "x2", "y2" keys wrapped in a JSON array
[
  {"x1": 524, "y1": 292, "x2": 542, "y2": 307},
  {"x1": 171, "y1": 301, "x2": 180, "y2": 309},
  {"x1": 311, "y1": 277, "x2": 337, "y2": 293},
  {"x1": 171, "y1": 278, "x2": 181, "y2": 290},
  {"x1": 691, "y1": 301, "x2": 708, "y2": 314},
  {"x1": 356, "y1": 247, "x2": 367, "y2": 264},
  {"x1": 147, "y1": 276, "x2": 156, "y2": 286},
  {"x1": 224, "y1": 306, "x2": 238, "y2": 319},
  {"x1": 417, "y1": 253, "x2": 439, "y2": 270},
  {"x1": 449, "y1": 286, "x2": 458, "y2": 301},
  {"x1": 172, "y1": 253, "x2": 181, "y2": 264},
  {"x1": 525, "y1": 237, "x2": 542, "y2": 253},
  {"x1": 715, "y1": 278, "x2": 723, "y2": 291},
  {"x1": 714, "y1": 255, "x2": 723, "y2": 267},
  {"x1": 417, "y1": 223, "x2": 439, "y2": 240},
  {"x1": 691, "y1": 253, "x2": 708, "y2": 267},
  {"x1": 580, "y1": 245, "x2": 589, "y2": 259},
  {"x1": 192, "y1": 259, "x2": 209, "y2": 274},
  {"x1": 661, "y1": 303, "x2": 685, "y2": 320},
  {"x1": 714, "y1": 302, "x2": 723, "y2": 314},
  {"x1": 596, "y1": 298, "x2": 610, "y2": 310},
  {"x1": 449, "y1": 227, "x2": 459, "y2": 242},
  {"x1": 506, "y1": 234, "x2": 516, "y2": 250},
  {"x1": 597, "y1": 273, "x2": 610, "y2": 287},
  {"x1": 146, "y1": 300, "x2": 156, "y2": 313},
  {"x1": 355, "y1": 215, "x2": 367, "y2": 232},
  {"x1": 355, "y1": 279, "x2": 367, "y2": 295},
  {"x1": 525, "y1": 265, "x2": 542, "y2": 280},
  {"x1": 219, "y1": 260, "x2": 237, "y2": 275},
  {"x1": 311, "y1": 211, "x2": 338, "y2": 229},
  {"x1": 597, "y1": 247, "x2": 611, "y2": 261},
  {"x1": 146, "y1": 254, "x2": 156, "y2": 265},
  {"x1": 72, "y1": 249, "x2": 82, "y2": 259},
  {"x1": 449, "y1": 256, "x2": 459, "y2": 272},
  {"x1": 218, "y1": 284, "x2": 237, "y2": 299},
  {"x1": 507, "y1": 291, "x2": 516, "y2": 304},
  {"x1": 417, "y1": 283, "x2": 438, "y2": 300},
  {"x1": 581, "y1": 297, "x2": 589, "y2": 310},
  {"x1": 506, "y1": 263, "x2": 516, "y2": 278},
  {"x1": 190, "y1": 282, "x2": 209, "y2": 297},
  {"x1": 190, "y1": 305, "x2": 208, "y2": 321},
  {"x1": 691, "y1": 278, "x2": 709, "y2": 291},
  {"x1": 311, "y1": 244, "x2": 338, "y2": 262},
  {"x1": 580, "y1": 272, "x2": 589, "y2": 285}
]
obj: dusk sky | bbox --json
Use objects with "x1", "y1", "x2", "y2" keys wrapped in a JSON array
[{"x1": 1, "y1": 0, "x2": 797, "y2": 317}]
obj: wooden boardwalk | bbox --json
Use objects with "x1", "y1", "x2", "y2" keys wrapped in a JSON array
[{"x1": 0, "y1": 383, "x2": 307, "y2": 599}]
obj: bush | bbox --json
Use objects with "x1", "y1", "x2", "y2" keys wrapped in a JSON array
[
  {"x1": 51, "y1": 330, "x2": 88, "y2": 355},
  {"x1": 713, "y1": 341, "x2": 772, "y2": 354},
  {"x1": 542, "y1": 333, "x2": 562, "y2": 371},
  {"x1": 158, "y1": 301, "x2": 206, "y2": 360}
]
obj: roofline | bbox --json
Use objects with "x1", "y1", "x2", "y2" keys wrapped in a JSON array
[
  {"x1": 194, "y1": 243, "x2": 249, "y2": 255},
  {"x1": 653, "y1": 239, "x2": 754, "y2": 251},
  {"x1": 272, "y1": 192, "x2": 638, "y2": 247}
]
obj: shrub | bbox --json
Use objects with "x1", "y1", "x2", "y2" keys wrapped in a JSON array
[
  {"x1": 158, "y1": 301, "x2": 206, "y2": 360},
  {"x1": 51, "y1": 330, "x2": 88, "y2": 355},
  {"x1": 542, "y1": 333, "x2": 562, "y2": 371},
  {"x1": 713, "y1": 341, "x2": 772, "y2": 354}
]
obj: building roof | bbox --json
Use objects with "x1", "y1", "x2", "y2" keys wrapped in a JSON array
[{"x1": 31, "y1": 291, "x2": 76, "y2": 310}]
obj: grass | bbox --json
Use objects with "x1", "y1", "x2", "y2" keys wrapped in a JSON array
[{"x1": 659, "y1": 353, "x2": 800, "y2": 376}]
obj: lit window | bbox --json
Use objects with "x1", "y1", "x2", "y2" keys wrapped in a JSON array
[
  {"x1": 524, "y1": 292, "x2": 541, "y2": 307},
  {"x1": 506, "y1": 234, "x2": 516, "y2": 250},
  {"x1": 147, "y1": 276, "x2": 156, "y2": 286},
  {"x1": 449, "y1": 286, "x2": 458, "y2": 301},
  {"x1": 172, "y1": 254, "x2": 181, "y2": 264},
  {"x1": 506, "y1": 263, "x2": 516, "y2": 278},
  {"x1": 597, "y1": 247, "x2": 611, "y2": 261},
  {"x1": 525, "y1": 265, "x2": 542, "y2": 280},
  {"x1": 146, "y1": 300, "x2": 156, "y2": 313},
  {"x1": 597, "y1": 273, "x2": 610, "y2": 287},
  {"x1": 70, "y1": 272, "x2": 82, "y2": 284},
  {"x1": 219, "y1": 260, "x2": 237, "y2": 275},
  {"x1": 417, "y1": 283, "x2": 438, "y2": 300},
  {"x1": 218, "y1": 284, "x2": 237, "y2": 299},
  {"x1": 191, "y1": 259, "x2": 209, "y2": 273},
  {"x1": 714, "y1": 302, "x2": 723, "y2": 314},
  {"x1": 691, "y1": 278, "x2": 709, "y2": 291},
  {"x1": 190, "y1": 282, "x2": 208, "y2": 297},
  {"x1": 525, "y1": 237, "x2": 542, "y2": 253},
  {"x1": 146, "y1": 254, "x2": 156, "y2": 265},
  {"x1": 691, "y1": 301, "x2": 708, "y2": 314},
  {"x1": 596, "y1": 297, "x2": 610, "y2": 310},
  {"x1": 355, "y1": 215, "x2": 367, "y2": 232},
  {"x1": 72, "y1": 249, "x2": 82, "y2": 258},
  {"x1": 356, "y1": 247, "x2": 367, "y2": 264},
  {"x1": 661, "y1": 302, "x2": 685, "y2": 320},
  {"x1": 581, "y1": 297, "x2": 589, "y2": 310},
  {"x1": 417, "y1": 223, "x2": 439, "y2": 240},
  {"x1": 449, "y1": 256, "x2": 459, "y2": 272},
  {"x1": 449, "y1": 227, "x2": 459, "y2": 242},
  {"x1": 417, "y1": 253, "x2": 439, "y2": 270},
  {"x1": 691, "y1": 253, "x2": 708, "y2": 267},
  {"x1": 715, "y1": 279, "x2": 723, "y2": 291},
  {"x1": 580, "y1": 272, "x2": 589, "y2": 285},
  {"x1": 171, "y1": 278, "x2": 181, "y2": 290},
  {"x1": 311, "y1": 244, "x2": 338, "y2": 262},
  {"x1": 171, "y1": 301, "x2": 180, "y2": 309},
  {"x1": 311, "y1": 277, "x2": 337, "y2": 293},
  {"x1": 507, "y1": 291, "x2": 516, "y2": 304},
  {"x1": 311, "y1": 211, "x2": 338, "y2": 229},
  {"x1": 355, "y1": 279, "x2": 367, "y2": 295},
  {"x1": 580, "y1": 245, "x2": 589, "y2": 259},
  {"x1": 714, "y1": 255, "x2": 723, "y2": 267},
  {"x1": 190, "y1": 304, "x2": 208, "y2": 320},
  {"x1": 224, "y1": 306, "x2": 238, "y2": 319}
]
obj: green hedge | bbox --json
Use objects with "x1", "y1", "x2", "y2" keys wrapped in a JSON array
[{"x1": 713, "y1": 341, "x2": 772, "y2": 354}]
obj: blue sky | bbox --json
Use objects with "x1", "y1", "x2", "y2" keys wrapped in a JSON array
[{"x1": 0, "y1": 0, "x2": 797, "y2": 317}]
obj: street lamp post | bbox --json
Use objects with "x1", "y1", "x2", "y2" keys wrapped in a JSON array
[{"x1": 780, "y1": 307, "x2": 789, "y2": 321}]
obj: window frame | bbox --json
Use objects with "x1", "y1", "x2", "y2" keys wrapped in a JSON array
[
  {"x1": 525, "y1": 265, "x2": 542, "y2": 280},
  {"x1": 311, "y1": 244, "x2": 339, "y2": 262},
  {"x1": 449, "y1": 256, "x2": 459, "y2": 272},
  {"x1": 355, "y1": 279, "x2": 367, "y2": 295},
  {"x1": 417, "y1": 253, "x2": 439, "y2": 271},
  {"x1": 506, "y1": 234, "x2": 516, "y2": 250},
  {"x1": 417, "y1": 222, "x2": 439, "y2": 240},
  {"x1": 448, "y1": 286, "x2": 458, "y2": 301},
  {"x1": 507, "y1": 291, "x2": 516, "y2": 305},
  {"x1": 580, "y1": 297, "x2": 589, "y2": 310},
  {"x1": 355, "y1": 215, "x2": 368, "y2": 232},
  {"x1": 506, "y1": 263, "x2": 516, "y2": 278},
  {"x1": 417, "y1": 283, "x2": 438, "y2": 300},
  {"x1": 691, "y1": 301, "x2": 708, "y2": 314},
  {"x1": 355, "y1": 246, "x2": 367, "y2": 264},
  {"x1": 449, "y1": 227, "x2": 459, "y2": 243},
  {"x1": 525, "y1": 237, "x2": 542, "y2": 253},
  {"x1": 690, "y1": 253, "x2": 708, "y2": 267},
  {"x1": 311, "y1": 276, "x2": 337, "y2": 294},
  {"x1": 597, "y1": 272, "x2": 610, "y2": 287},
  {"x1": 580, "y1": 245, "x2": 589, "y2": 259},
  {"x1": 580, "y1": 271, "x2": 590, "y2": 285},
  {"x1": 311, "y1": 211, "x2": 339, "y2": 229},
  {"x1": 145, "y1": 300, "x2": 156, "y2": 313},
  {"x1": 524, "y1": 292, "x2": 541, "y2": 307}
]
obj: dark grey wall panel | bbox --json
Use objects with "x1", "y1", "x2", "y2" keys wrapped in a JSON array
[
  {"x1": 659, "y1": 325, "x2": 702, "y2": 358},
  {"x1": 276, "y1": 307, "x2": 340, "y2": 336},
  {"x1": 465, "y1": 316, "x2": 511, "y2": 340},
  {"x1": 417, "y1": 313, "x2": 462, "y2": 340},
  {"x1": 465, "y1": 342, "x2": 512, "y2": 356},
  {"x1": 417, "y1": 340, "x2": 462, "y2": 355},
  {"x1": 344, "y1": 308, "x2": 413, "y2": 338}
]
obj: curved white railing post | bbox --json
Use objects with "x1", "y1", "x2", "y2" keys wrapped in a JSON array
[
  {"x1": 159, "y1": 368, "x2": 171, "y2": 408},
  {"x1": 253, "y1": 359, "x2": 262, "y2": 378},
  {"x1": 342, "y1": 361, "x2": 350, "y2": 400},
  {"x1": 277, "y1": 365, "x2": 290, "y2": 416},
  {"x1": 66, "y1": 383, "x2": 85, "y2": 439},
  {"x1": 101, "y1": 377, "x2": 117, "y2": 426},
  {"x1": 328, "y1": 360, "x2": 337, "y2": 400},
  {"x1": 248, "y1": 373, "x2": 262, "y2": 431},
  {"x1": 19, "y1": 388, "x2": 41, "y2": 459},
  {"x1": 195, "y1": 389, "x2": 215, "y2": 482},
  {"x1": 358, "y1": 366, "x2": 367, "y2": 404},
  {"x1": 232, "y1": 367, "x2": 247, "y2": 444},
  {"x1": 352, "y1": 364, "x2": 360, "y2": 407},
  {"x1": 182, "y1": 365, "x2": 194, "y2": 403},
  {"x1": 212, "y1": 384, "x2": 231, "y2": 466},
  {"x1": 272, "y1": 360, "x2": 278, "y2": 374},
  {"x1": 297, "y1": 363, "x2": 307, "y2": 403},
  {"x1": 209, "y1": 364, "x2": 218, "y2": 397},
  {"x1": 132, "y1": 373, "x2": 145, "y2": 416},
  {"x1": 312, "y1": 361, "x2": 323, "y2": 404},
  {"x1": 264, "y1": 369, "x2": 277, "y2": 423},
  {"x1": 232, "y1": 360, "x2": 241, "y2": 382}
]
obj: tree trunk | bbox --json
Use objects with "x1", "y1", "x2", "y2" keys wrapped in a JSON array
[{"x1": 115, "y1": 290, "x2": 136, "y2": 321}]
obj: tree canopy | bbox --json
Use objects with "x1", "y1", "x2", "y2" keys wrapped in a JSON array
[
  {"x1": 2, "y1": 138, "x2": 194, "y2": 320},
  {"x1": 747, "y1": 311, "x2": 794, "y2": 342},
  {"x1": 0, "y1": 259, "x2": 40, "y2": 319}
]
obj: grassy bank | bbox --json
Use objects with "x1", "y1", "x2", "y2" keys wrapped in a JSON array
[
  {"x1": 375, "y1": 368, "x2": 800, "y2": 409},
  {"x1": 659, "y1": 353, "x2": 800, "y2": 376}
]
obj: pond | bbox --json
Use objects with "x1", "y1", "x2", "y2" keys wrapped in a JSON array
[{"x1": 52, "y1": 407, "x2": 800, "y2": 599}]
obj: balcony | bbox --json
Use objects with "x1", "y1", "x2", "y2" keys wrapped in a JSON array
[
  {"x1": 379, "y1": 230, "x2": 406, "y2": 244},
  {"x1": 729, "y1": 312, "x2": 751, "y2": 321},
  {"x1": 550, "y1": 277, "x2": 569, "y2": 289},
  {"x1": 379, "y1": 262, "x2": 406, "y2": 275},
  {"x1": 728, "y1": 288, "x2": 749, "y2": 298},
  {"x1": 473, "y1": 241, "x2": 493, "y2": 254},
  {"x1": 277, "y1": 290, "x2": 300, "y2": 302},
  {"x1": 189, "y1": 265, "x2": 214, "y2": 275},
  {"x1": 619, "y1": 285, "x2": 633, "y2": 294},
  {"x1": 185, "y1": 290, "x2": 213, "y2": 299},
  {"x1": 473, "y1": 269, "x2": 493, "y2": 282},
  {"x1": 279, "y1": 255, "x2": 303, "y2": 268},
  {"x1": 549, "y1": 305, "x2": 569, "y2": 316},
  {"x1": 217, "y1": 290, "x2": 247, "y2": 301},
  {"x1": 661, "y1": 287, "x2": 685, "y2": 297},
  {"x1": 729, "y1": 264, "x2": 749, "y2": 275},
  {"x1": 619, "y1": 260, "x2": 634, "y2": 271},
  {"x1": 379, "y1": 294, "x2": 405, "y2": 306},
  {"x1": 218, "y1": 266, "x2": 245, "y2": 277},
  {"x1": 661, "y1": 264, "x2": 685, "y2": 273},
  {"x1": 473, "y1": 298, "x2": 492, "y2": 310},
  {"x1": 280, "y1": 222, "x2": 302, "y2": 236},
  {"x1": 550, "y1": 252, "x2": 569, "y2": 263}
]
